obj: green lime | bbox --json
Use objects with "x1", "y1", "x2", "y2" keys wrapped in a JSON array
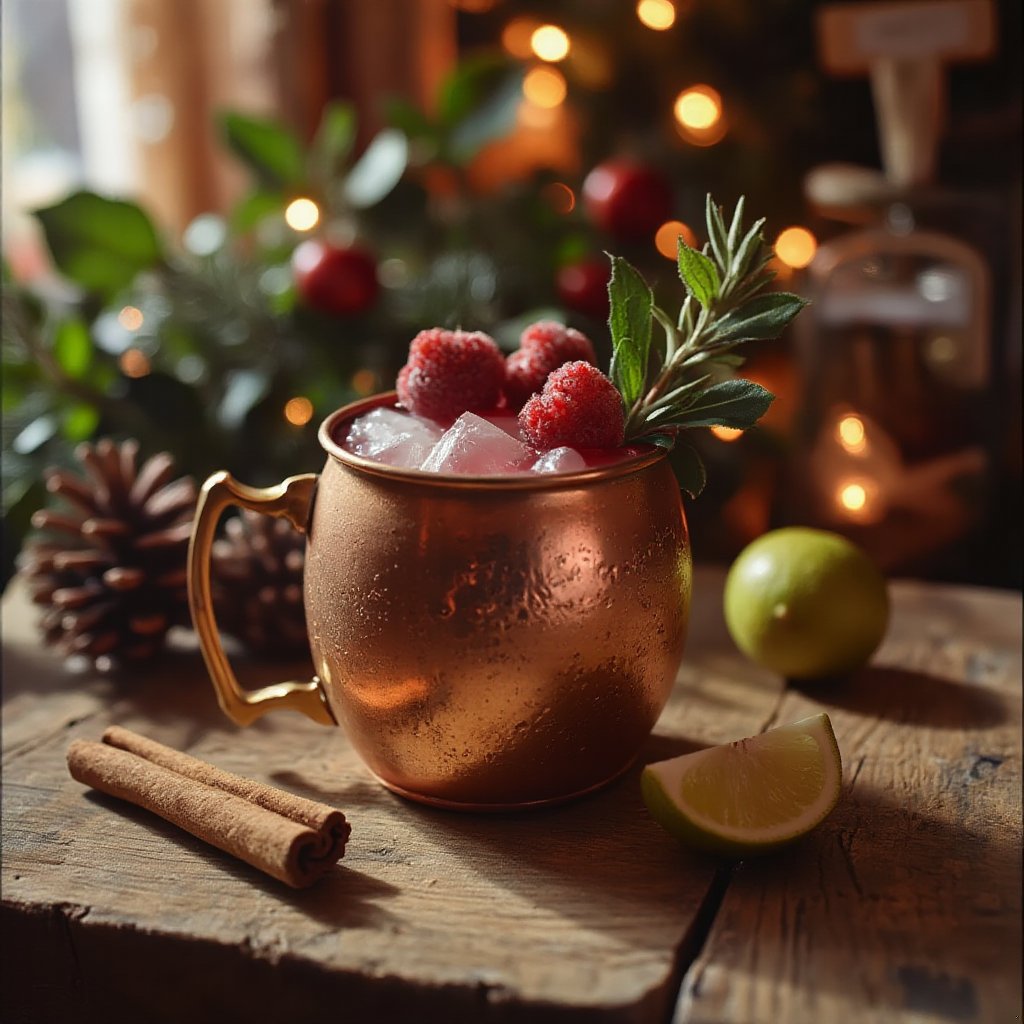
[
  {"x1": 642, "y1": 713, "x2": 842, "y2": 855},
  {"x1": 723, "y1": 527, "x2": 889, "y2": 679}
]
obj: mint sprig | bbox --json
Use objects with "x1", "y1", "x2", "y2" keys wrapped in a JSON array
[{"x1": 607, "y1": 194, "x2": 808, "y2": 497}]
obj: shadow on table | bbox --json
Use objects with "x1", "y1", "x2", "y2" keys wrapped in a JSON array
[
  {"x1": 793, "y1": 665, "x2": 1009, "y2": 730},
  {"x1": 83, "y1": 789, "x2": 400, "y2": 928},
  {"x1": 279, "y1": 730, "x2": 722, "y2": 948},
  {"x1": 696, "y1": 782, "x2": 1022, "y2": 1018}
]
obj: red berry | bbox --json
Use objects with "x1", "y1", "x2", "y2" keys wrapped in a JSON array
[
  {"x1": 582, "y1": 160, "x2": 673, "y2": 240},
  {"x1": 505, "y1": 321, "x2": 597, "y2": 409},
  {"x1": 396, "y1": 328, "x2": 505, "y2": 422},
  {"x1": 518, "y1": 361, "x2": 625, "y2": 450},
  {"x1": 520, "y1": 320, "x2": 597, "y2": 360},
  {"x1": 292, "y1": 240, "x2": 379, "y2": 316},
  {"x1": 556, "y1": 259, "x2": 610, "y2": 321}
]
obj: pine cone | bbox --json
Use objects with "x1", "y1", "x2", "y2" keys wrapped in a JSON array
[
  {"x1": 212, "y1": 510, "x2": 308, "y2": 657},
  {"x1": 18, "y1": 439, "x2": 196, "y2": 669}
]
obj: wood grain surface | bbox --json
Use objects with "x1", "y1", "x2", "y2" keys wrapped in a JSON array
[{"x1": 2, "y1": 568, "x2": 1020, "y2": 1024}]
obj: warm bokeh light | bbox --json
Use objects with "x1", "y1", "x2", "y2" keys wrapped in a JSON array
[
  {"x1": 836, "y1": 414, "x2": 867, "y2": 454},
  {"x1": 543, "y1": 182, "x2": 576, "y2": 214},
  {"x1": 351, "y1": 369, "x2": 379, "y2": 396},
  {"x1": 283, "y1": 396, "x2": 314, "y2": 426},
  {"x1": 502, "y1": 18, "x2": 541, "y2": 59},
  {"x1": 637, "y1": 0, "x2": 676, "y2": 30},
  {"x1": 655, "y1": 220, "x2": 698, "y2": 259},
  {"x1": 838, "y1": 482, "x2": 868, "y2": 512},
  {"x1": 119, "y1": 348, "x2": 151, "y2": 378},
  {"x1": 927, "y1": 334, "x2": 958, "y2": 364},
  {"x1": 523, "y1": 66, "x2": 567, "y2": 108},
  {"x1": 117, "y1": 306, "x2": 144, "y2": 331},
  {"x1": 516, "y1": 101, "x2": 561, "y2": 130},
  {"x1": 531, "y1": 24, "x2": 570, "y2": 62},
  {"x1": 284, "y1": 197, "x2": 320, "y2": 232},
  {"x1": 711, "y1": 425, "x2": 744, "y2": 442},
  {"x1": 674, "y1": 85, "x2": 722, "y2": 130},
  {"x1": 774, "y1": 226, "x2": 817, "y2": 269}
]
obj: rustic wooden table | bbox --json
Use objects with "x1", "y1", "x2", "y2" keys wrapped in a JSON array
[{"x1": 2, "y1": 567, "x2": 1020, "y2": 1023}]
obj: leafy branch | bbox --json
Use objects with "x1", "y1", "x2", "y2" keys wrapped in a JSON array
[{"x1": 607, "y1": 194, "x2": 808, "y2": 496}]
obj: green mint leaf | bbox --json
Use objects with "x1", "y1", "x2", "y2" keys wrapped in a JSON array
[
  {"x1": 665, "y1": 378, "x2": 774, "y2": 430},
  {"x1": 220, "y1": 112, "x2": 304, "y2": 188},
  {"x1": 732, "y1": 216, "x2": 767, "y2": 279},
  {"x1": 730, "y1": 267, "x2": 777, "y2": 304},
  {"x1": 635, "y1": 432, "x2": 706, "y2": 498},
  {"x1": 708, "y1": 352, "x2": 746, "y2": 369},
  {"x1": 726, "y1": 196, "x2": 746, "y2": 252},
  {"x1": 642, "y1": 376, "x2": 711, "y2": 425},
  {"x1": 651, "y1": 304, "x2": 679, "y2": 362},
  {"x1": 677, "y1": 239, "x2": 720, "y2": 308},
  {"x1": 669, "y1": 442, "x2": 707, "y2": 499},
  {"x1": 708, "y1": 292, "x2": 807, "y2": 344},
  {"x1": 607, "y1": 255, "x2": 652, "y2": 407},
  {"x1": 34, "y1": 192, "x2": 162, "y2": 300},
  {"x1": 705, "y1": 194, "x2": 728, "y2": 270}
]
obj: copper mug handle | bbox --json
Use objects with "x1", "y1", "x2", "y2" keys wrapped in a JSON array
[{"x1": 187, "y1": 471, "x2": 335, "y2": 727}]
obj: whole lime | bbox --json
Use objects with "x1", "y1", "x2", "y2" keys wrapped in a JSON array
[{"x1": 724, "y1": 527, "x2": 889, "y2": 679}]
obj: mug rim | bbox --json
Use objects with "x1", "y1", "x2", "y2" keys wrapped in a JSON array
[{"x1": 317, "y1": 392, "x2": 668, "y2": 490}]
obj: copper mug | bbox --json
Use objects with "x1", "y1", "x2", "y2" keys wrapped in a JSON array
[{"x1": 188, "y1": 393, "x2": 692, "y2": 810}]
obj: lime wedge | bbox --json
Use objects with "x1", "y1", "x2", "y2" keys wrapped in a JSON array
[{"x1": 641, "y1": 713, "x2": 842, "y2": 855}]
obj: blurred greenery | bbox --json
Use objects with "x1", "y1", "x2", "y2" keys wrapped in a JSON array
[{"x1": 1, "y1": 58, "x2": 605, "y2": 585}]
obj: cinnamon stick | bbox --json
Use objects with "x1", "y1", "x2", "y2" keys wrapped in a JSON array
[{"x1": 67, "y1": 726, "x2": 350, "y2": 888}]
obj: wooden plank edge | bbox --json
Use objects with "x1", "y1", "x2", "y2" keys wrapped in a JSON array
[{"x1": 0, "y1": 898, "x2": 686, "y2": 1024}]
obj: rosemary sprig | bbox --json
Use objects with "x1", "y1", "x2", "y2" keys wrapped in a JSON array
[{"x1": 607, "y1": 194, "x2": 808, "y2": 496}]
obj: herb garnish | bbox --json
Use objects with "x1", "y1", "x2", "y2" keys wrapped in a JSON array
[{"x1": 607, "y1": 195, "x2": 808, "y2": 496}]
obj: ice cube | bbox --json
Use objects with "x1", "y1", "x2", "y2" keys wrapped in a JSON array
[
  {"x1": 344, "y1": 408, "x2": 444, "y2": 469},
  {"x1": 420, "y1": 412, "x2": 536, "y2": 474},
  {"x1": 531, "y1": 447, "x2": 588, "y2": 474},
  {"x1": 480, "y1": 413, "x2": 527, "y2": 440}
]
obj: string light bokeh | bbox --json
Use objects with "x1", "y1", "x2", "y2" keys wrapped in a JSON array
[
  {"x1": 636, "y1": 0, "x2": 676, "y2": 31},
  {"x1": 654, "y1": 220, "x2": 698, "y2": 259},
  {"x1": 530, "y1": 25, "x2": 570, "y2": 63},
  {"x1": 117, "y1": 306, "x2": 144, "y2": 331},
  {"x1": 283, "y1": 396, "x2": 314, "y2": 426},
  {"x1": 284, "y1": 198, "x2": 320, "y2": 232},
  {"x1": 774, "y1": 227, "x2": 817, "y2": 269},
  {"x1": 522, "y1": 66, "x2": 567, "y2": 108},
  {"x1": 673, "y1": 85, "x2": 726, "y2": 146}
]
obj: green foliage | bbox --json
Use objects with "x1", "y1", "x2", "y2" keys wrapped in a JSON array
[
  {"x1": 660, "y1": 379, "x2": 774, "y2": 430},
  {"x1": 3, "y1": 65, "x2": 593, "y2": 584},
  {"x1": 386, "y1": 55, "x2": 524, "y2": 168},
  {"x1": 310, "y1": 101, "x2": 357, "y2": 183},
  {"x1": 3, "y1": 53, "x2": 811, "y2": 588},
  {"x1": 34, "y1": 192, "x2": 163, "y2": 299},
  {"x1": 220, "y1": 112, "x2": 305, "y2": 188},
  {"x1": 605, "y1": 194, "x2": 809, "y2": 496},
  {"x1": 676, "y1": 242, "x2": 720, "y2": 309},
  {"x1": 53, "y1": 319, "x2": 93, "y2": 377},
  {"x1": 708, "y1": 293, "x2": 808, "y2": 346},
  {"x1": 607, "y1": 256, "x2": 652, "y2": 408}
]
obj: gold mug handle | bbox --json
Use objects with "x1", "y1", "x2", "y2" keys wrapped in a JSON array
[{"x1": 187, "y1": 471, "x2": 335, "y2": 727}]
